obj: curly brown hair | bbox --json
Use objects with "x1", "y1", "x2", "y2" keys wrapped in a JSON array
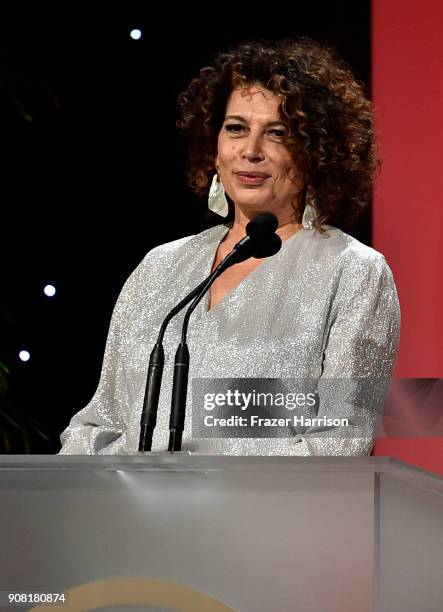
[{"x1": 177, "y1": 37, "x2": 378, "y2": 232}]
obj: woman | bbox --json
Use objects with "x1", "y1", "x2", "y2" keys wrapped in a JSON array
[{"x1": 59, "y1": 37, "x2": 400, "y2": 455}]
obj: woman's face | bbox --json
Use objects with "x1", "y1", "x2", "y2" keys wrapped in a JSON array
[{"x1": 215, "y1": 84, "x2": 303, "y2": 217}]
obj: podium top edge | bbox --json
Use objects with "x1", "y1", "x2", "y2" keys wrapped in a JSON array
[
  {"x1": 0, "y1": 455, "x2": 442, "y2": 494},
  {"x1": 0, "y1": 453, "x2": 436, "y2": 473},
  {"x1": 0, "y1": 454, "x2": 390, "y2": 468}
]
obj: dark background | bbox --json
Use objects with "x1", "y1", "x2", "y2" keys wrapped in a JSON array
[{"x1": 0, "y1": 3, "x2": 371, "y2": 451}]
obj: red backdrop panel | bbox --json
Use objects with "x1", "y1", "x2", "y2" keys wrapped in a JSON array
[{"x1": 372, "y1": 0, "x2": 443, "y2": 474}]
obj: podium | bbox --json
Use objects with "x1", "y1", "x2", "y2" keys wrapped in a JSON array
[{"x1": 0, "y1": 455, "x2": 442, "y2": 612}]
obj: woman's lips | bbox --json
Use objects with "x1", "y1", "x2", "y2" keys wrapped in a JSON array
[{"x1": 235, "y1": 172, "x2": 270, "y2": 185}]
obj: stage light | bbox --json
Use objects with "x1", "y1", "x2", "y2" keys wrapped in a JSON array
[
  {"x1": 19, "y1": 350, "x2": 31, "y2": 362},
  {"x1": 130, "y1": 29, "x2": 142, "y2": 40},
  {"x1": 44, "y1": 284, "x2": 56, "y2": 297}
]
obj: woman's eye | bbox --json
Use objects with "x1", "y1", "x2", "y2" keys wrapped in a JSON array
[
  {"x1": 225, "y1": 124, "x2": 245, "y2": 133},
  {"x1": 268, "y1": 129, "x2": 286, "y2": 137},
  {"x1": 224, "y1": 124, "x2": 287, "y2": 138}
]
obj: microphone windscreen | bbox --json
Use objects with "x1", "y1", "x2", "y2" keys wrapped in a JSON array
[
  {"x1": 253, "y1": 233, "x2": 282, "y2": 259},
  {"x1": 246, "y1": 212, "x2": 278, "y2": 238}
]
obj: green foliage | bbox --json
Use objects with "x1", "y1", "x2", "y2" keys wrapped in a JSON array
[{"x1": 0, "y1": 362, "x2": 52, "y2": 453}]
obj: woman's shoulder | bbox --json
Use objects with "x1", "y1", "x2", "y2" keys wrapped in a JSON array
[
  {"x1": 122, "y1": 224, "x2": 228, "y2": 289},
  {"x1": 143, "y1": 234, "x2": 195, "y2": 261},
  {"x1": 305, "y1": 225, "x2": 387, "y2": 267},
  {"x1": 141, "y1": 224, "x2": 228, "y2": 264},
  {"x1": 115, "y1": 225, "x2": 228, "y2": 311}
]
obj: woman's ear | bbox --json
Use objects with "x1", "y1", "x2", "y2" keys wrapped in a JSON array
[{"x1": 214, "y1": 155, "x2": 219, "y2": 173}]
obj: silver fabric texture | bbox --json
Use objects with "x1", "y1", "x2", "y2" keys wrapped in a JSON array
[{"x1": 59, "y1": 223, "x2": 400, "y2": 456}]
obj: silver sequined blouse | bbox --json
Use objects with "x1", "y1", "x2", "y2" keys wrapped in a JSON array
[{"x1": 59, "y1": 223, "x2": 400, "y2": 455}]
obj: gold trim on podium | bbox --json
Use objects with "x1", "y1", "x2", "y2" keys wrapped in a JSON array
[{"x1": 30, "y1": 577, "x2": 235, "y2": 611}]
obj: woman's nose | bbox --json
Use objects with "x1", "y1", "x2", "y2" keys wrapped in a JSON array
[{"x1": 241, "y1": 133, "x2": 265, "y2": 162}]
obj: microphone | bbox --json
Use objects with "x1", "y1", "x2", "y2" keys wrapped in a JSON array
[
  {"x1": 218, "y1": 211, "x2": 279, "y2": 266},
  {"x1": 168, "y1": 214, "x2": 281, "y2": 452},
  {"x1": 139, "y1": 212, "x2": 281, "y2": 452}
]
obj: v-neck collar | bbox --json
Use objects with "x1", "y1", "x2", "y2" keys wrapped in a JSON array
[{"x1": 201, "y1": 223, "x2": 305, "y2": 314}]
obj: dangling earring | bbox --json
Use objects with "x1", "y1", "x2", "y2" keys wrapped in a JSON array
[
  {"x1": 208, "y1": 174, "x2": 229, "y2": 218},
  {"x1": 302, "y1": 185, "x2": 317, "y2": 230}
]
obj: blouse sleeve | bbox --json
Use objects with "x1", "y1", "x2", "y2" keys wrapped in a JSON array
[
  {"x1": 58, "y1": 256, "x2": 149, "y2": 455},
  {"x1": 294, "y1": 251, "x2": 401, "y2": 456}
]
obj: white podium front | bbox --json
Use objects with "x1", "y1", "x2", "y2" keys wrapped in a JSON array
[{"x1": 0, "y1": 455, "x2": 441, "y2": 612}]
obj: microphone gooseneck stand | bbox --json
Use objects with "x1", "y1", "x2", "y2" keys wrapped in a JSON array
[
  {"x1": 168, "y1": 233, "x2": 282, "y2": 452},
  {"x1": 139, "y1": 212, "x2": 281, "y2": 453},
  {"x1": 139, "y1": 250, "x2": 244, "y2": 452},
  {"x1": 138, "y1": 278, "x2": 209, "y2": 452},
  {"x1": 167, "y1": 254, "x2": 239, "y2": 452}
]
